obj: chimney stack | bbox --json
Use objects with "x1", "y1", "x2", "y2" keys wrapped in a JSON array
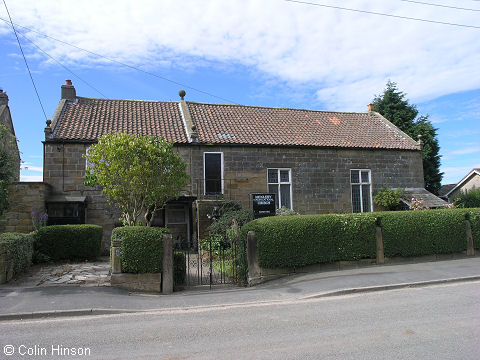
[
  {"x1": 0, "y1": 89, "x2": 8, "y2": 106},
  {"x1": 61, "y1": 79, "x2": 76, "y2": 100},
  {"x1": 367, "y1": 103, "x2": 374, "y2": 112}
]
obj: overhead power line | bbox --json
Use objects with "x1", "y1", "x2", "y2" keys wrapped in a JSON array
[
  {"x1": 399, "y1": 0, "x2": 480, "y2": 12},
  {"x1": 2, "y1": 0, "x2": 48, "y2": 121},
  {"x1": 282, "y1": 0, "x2": 480, "y2": 29},
  {"x1": 0, "y1": 17, "x2": 240, "y2": 104},
  {"x1": 15, "y1": 31, "x2": 107, "y2": 98}
]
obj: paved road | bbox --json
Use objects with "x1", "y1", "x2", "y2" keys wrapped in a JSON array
[
  {"x1": 1, "y1": 280, "x2": 479, "y2": 359},
  {"x1": 1, "y1": 257, "x2": 479, "y2": 316}
]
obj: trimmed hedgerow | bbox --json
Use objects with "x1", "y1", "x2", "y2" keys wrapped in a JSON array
[
  {"x1": 112, "y1": 226, "x2": 170, "y2": 274},
  {"x1": 468, "y1": 208, "x2": 480, "y2": 250},
  {"x1": 0, "y1": 233, "x2": 34, "y2": 277},
  {"x1": 240, "y1": 213, "x2": 377, "y2": 269},
  {"x1": 380, "y1": 208, "x2": 469, "y2": 257},
  {"x1": 34, "y1": 225, "x2": 102, "y2": 261}
]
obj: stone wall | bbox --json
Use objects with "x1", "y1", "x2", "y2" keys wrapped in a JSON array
[
  {"x1": 43, "y1": 143, "x2": 120, "y2": 251},
  {"x1": 0, "y1": 182, "x2": 50, "y2": 233},
  {"x1": 43, "y1": 142, "x2": 424, "y2": 248},
  {"x1": 179, "y1": 144, "x2": 425, "y2": 214}
]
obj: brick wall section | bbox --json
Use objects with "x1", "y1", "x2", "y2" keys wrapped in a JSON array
[
  {"x1": 43, "y1": 142, "x2": 424, "y2": 247},
  {"x1": 0, "y1": 182, "x2": 51, "y2": 233},
  {"x1": 43, "y1": 143, "x2": 120, "y2": 251}
]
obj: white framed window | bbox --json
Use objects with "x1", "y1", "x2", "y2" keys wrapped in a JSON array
[
  {"x1": 85, "y1": 146, "x2": 94, "y2": 171},
  {"x1": 203, "y1": 152, "x2": 223, "y2": 195},
  {"x1": 350, "y1": 169, "x2": 372, "y2": 213},
  {"x1": 267, "y1": 168, "x2": 293, "y2": 209}
]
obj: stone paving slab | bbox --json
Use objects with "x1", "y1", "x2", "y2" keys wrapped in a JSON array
[{"x1": 1, "y1": 257, "x2": 110, "y2": 288}]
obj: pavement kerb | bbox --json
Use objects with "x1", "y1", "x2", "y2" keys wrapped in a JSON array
[
  {"x1": 301, "y1": 275, "x2": 480, "y2": 299},
  {"x1": 1, "y1": 275, "x2": 479, "y2": 321}
]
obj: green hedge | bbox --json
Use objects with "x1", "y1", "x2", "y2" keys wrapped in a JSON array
[
  {"x1": 381, "y1": 209, "x2": 470, "y2": 257},
  {"x1": 468, "y1": 208, "x2": 480, "y2": 250},
  {"x1": 34, "y1": 225, "x2": 102, "y2": 261},
  {"x1": 241, "y1": 208, "x2": 480, "y2": 269},
  {"x1": 0, "y1": 233, "x2": 33, "y2": 277},
  {"x1": 241, "y1": 213, "x2": 377, "y2": 268},
  {"x1": 112, "y1": 226, "x2": 170, "y2": 274}
]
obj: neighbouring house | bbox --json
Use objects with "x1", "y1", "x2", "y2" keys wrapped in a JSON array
[
  {"x1": 438, "y1": 184, "x2": 456, "y2": 202},
  {"x1": 445, "y1": 168, "x2": 480, "y2": 203},
  {"x1": 0, "y1": 90, "x2": 50, "y2": 234},
  {"x1": 41, "y1": 80, "x2": 444, "y2": 250}
]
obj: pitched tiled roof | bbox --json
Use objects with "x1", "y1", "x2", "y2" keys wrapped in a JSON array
[
  {"x1": 187, "y1": 102, "x2": 419, "y2": 150},
  {"x1": 51, "y1": 97, "x2": 188, "y2": 143},
  {"x1": 49, "y1": 96, "x2": 419, "y2": 150}
]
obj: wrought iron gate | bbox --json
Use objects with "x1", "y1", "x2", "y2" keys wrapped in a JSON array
[{"x1": 176, "y1": 237, "x2": 244, "y2": 289}]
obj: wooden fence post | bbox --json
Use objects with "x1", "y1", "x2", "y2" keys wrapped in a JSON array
[
  {"x1": 162, "y1": 233, "x2": 173, "y2": 294},
  {"x1": 111, "y1": 239, "x2": 122, "y2": 274},
  {"x1": 376, "y1": 219, "x2": 385, "y2": 264}
]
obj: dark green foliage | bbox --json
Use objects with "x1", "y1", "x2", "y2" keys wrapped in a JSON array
[
  {"x1": 208, "y1": 209, "x2": 253, "y2": 238},
  {"x1": 0, "y1": 233, "x2": 33, "y2": 277},
  {"x1": 468, "y1": 208, "x2": 480, "y2": 250},
  {"x1": 240, "y1": 214, "x2": 377, "y2": 268},
  {"x1": 112, "y1": 226, "x2": 170, "y2": 273},
  {"x1": 34, "y1": 225, "x2": 102, "y2": 261},
  {"x1": 454, "y1": 188, "x2": 480, "y2": 208},
  {"x1": 381, "y1": 209, "x2": 469, "y2": 257},
  {"x1": 372, "y1": 81, "x2": 443, "y2": 194},
  {"x1": 173, "y1": 252, "x2": 186, "y2": 288}
]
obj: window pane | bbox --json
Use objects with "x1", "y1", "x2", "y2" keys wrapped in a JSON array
[
  {"x1": 361, "y1": 171, "x2": 369, "y2": 183},
  {"x1": 280, "y1": 170, "x2": 290, "y2": 183},
  {"x1": 280, "y1": 184, "x2": 291, "y2": 209},
  {"x1": 350, "y1": 170, "x2": 359, "y2": 184},
  {"x1": 352, "y1": 184, "x2": 361, "y2": 213},
  {"x1": 268, "y1": 184, "x2": 279, "y2": 208},
  {"x1": 268, "y1": 169, "x2": 278, "y2": 183},
  {"x1": 205, "y1": 153, "x2": 222, "y2": 194},
  {"x1": 362, "y1": 184, "x2": 371, "y2": 212}
]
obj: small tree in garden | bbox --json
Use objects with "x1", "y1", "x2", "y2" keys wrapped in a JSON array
[
  {"x1": 0, "y1": 124, "x2": 18, "y2": 217},
  {"x1": 84, "y1": 132, "x2": 189, "y2": 226}
]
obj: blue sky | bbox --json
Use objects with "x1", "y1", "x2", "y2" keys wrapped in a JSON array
[{"x1": 0, "y1": 0, "x2": 479, "y2": 185}]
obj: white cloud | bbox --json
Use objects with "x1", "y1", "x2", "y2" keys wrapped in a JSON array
[
  {"x1": 1, "y1": 0, "x2": 479, "y2": 110},
  {"x1": 450, "y1": 146, "x2": 480, "y2": 155},
  {"x1": 441, "y1": 163, "x2": 480, "y2": 184},
  {"x1": 20, "y1": 175, "x2": 43, "y2": 182},
  {"x1": 20, "y1": 162, "x2": 43, "y2": 172}
]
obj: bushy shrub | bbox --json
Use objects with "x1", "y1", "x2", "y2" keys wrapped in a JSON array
[
  {"x1": 173, "y1": 252, "x2": 186, "y2": 288},
  {"x1": 208, "y1": 209, "x2": 253, "y2": 238},
  {"x1": 34, "y1": 225, "x2": 102, "y2": 261},
  {"x1": 381, "y1": 209, "x2": 469, "y2": 257},
  {"x1": 276, "y1": 207, "x2": 299, "y2": 216},
  {"x1": 241, "y1": 213, "x2": 377, "y2": 268},
  {"x1": 112, "y1": 226, "x2": 170, "y2": 273},
  {"x1": 455, "y1": 188, "x2": 480, "y2": 208},
  {"x1": 0, "y1": 233, "x2": 33, "y2": 277},
  {"x1": 373, "y1": 187, "x2": 405, "y2": 210}
]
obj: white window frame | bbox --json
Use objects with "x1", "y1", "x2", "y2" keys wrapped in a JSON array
[
  {"x1": 203, "y1": 152, "x2": 224, "y2": 195},
  {"x1": 350, "y1": 169, "x2": 373, "y2": 213},
  {"x1": 267, "y1": 168, "x2": 293, "y2": 210},
  {"x1": 85, "y1": 146, "x2": 93, "y2": 171}
]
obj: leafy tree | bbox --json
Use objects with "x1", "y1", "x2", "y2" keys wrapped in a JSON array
[
  {"x1": 84, "y1": 132, "x2": 189, "y2": 226},
  {"x1": 0, "y1": 124, "x2": 18, "y2": 217},
  {"x1": 372, "y1": 81, "x2": 443, "y2": 194}
]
